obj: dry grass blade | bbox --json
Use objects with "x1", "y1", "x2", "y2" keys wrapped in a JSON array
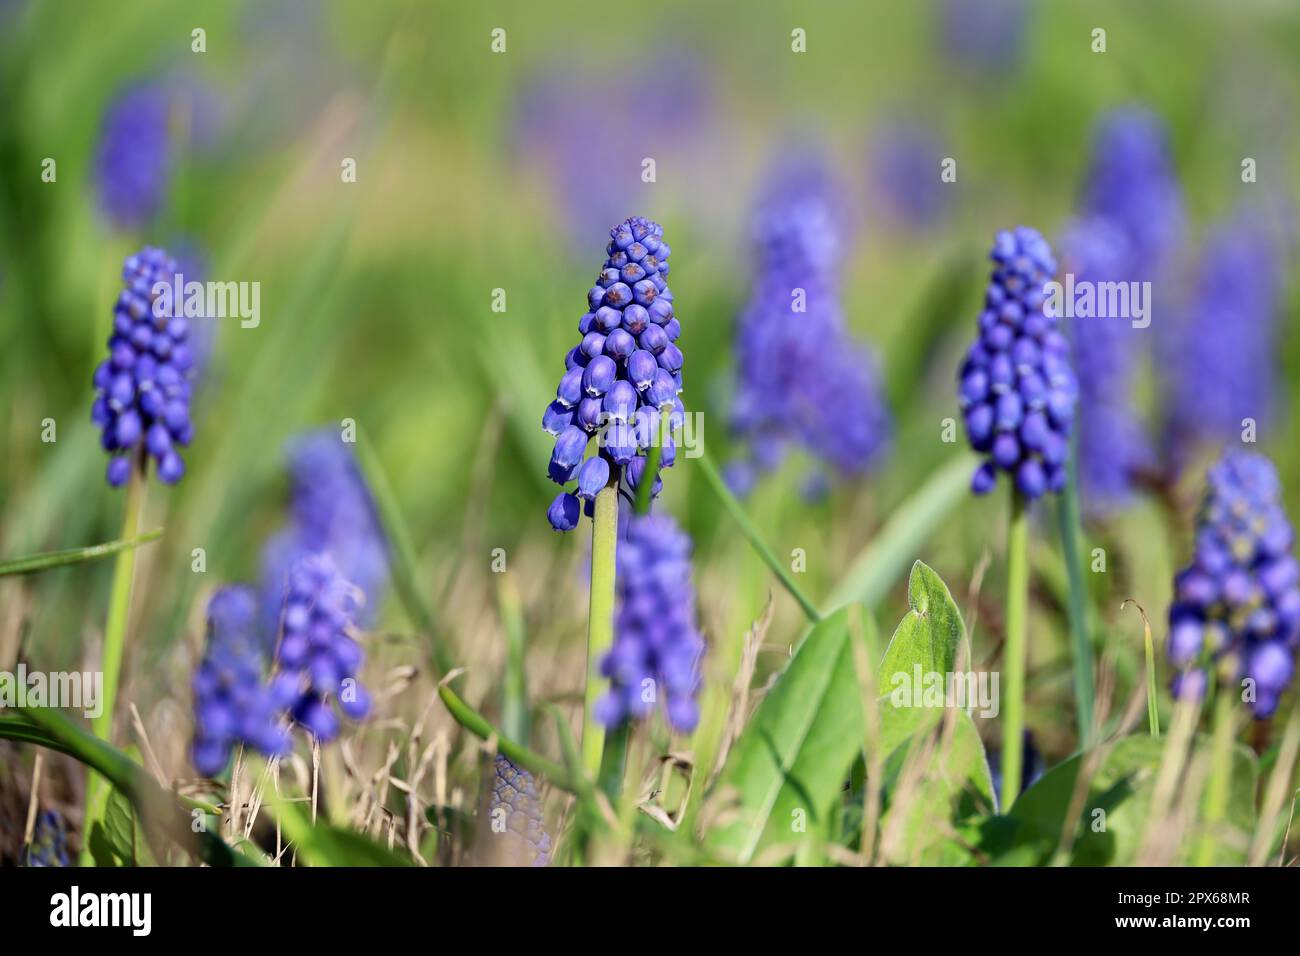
[{"x1": 706, "y1": 594, "x2": 772, "y2": 791}]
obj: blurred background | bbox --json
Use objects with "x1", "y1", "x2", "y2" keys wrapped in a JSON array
[{"x1": 1, "y1": 0, "x2": 1298, "y2": 863}]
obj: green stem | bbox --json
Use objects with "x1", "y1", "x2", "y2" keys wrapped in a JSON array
[
  {"x1": 1196, "y1": 691, "x2": 1235, "y2": 866},
  {"x1": 0, "y1": 530, "x2": 161, "y2": 577},
  {"x1": 82, "y1": 454, "x2": 146, "y2": 862},
  {"x1": 437, "y1": 684, "x2": 576, "y2": 791},
  {"x1": 695, "y1": 450, "x2": 821, "y2": 624},
  {"x1": 633, "y1": 404, "x2": 670, "y2": 515},
  {"x1": 597, "y1": 722, "x2": 630, "y2": 799},
  {"x1": 1001, "y1": 489, "x2": 1029, "y2": 811},
  {"x1": 582, "y1": 480, "x2": 619, "y2": 777},
  {"x1": 1056, "y1": 450, "x2": 1096, "y2": 746}
]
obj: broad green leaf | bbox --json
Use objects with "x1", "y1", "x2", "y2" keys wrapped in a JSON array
[
  {"x1": 706, "y1": 606, "x2": 864, "y2": 864},
  {"x1": 1002, "y1": 735, "x2": 1258, "y2": 866},
  {"x1": 871, "y1": 563, "x2": 996, "y2": 862},
  {"x1": 0, "y1": 531, "x2": 161, "y2": 577}
]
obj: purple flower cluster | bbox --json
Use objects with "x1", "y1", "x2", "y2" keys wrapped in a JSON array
[
  {"x1": 95, "y1": 83, "x2": 174, "y2": 230},
  {"x1": 595, "y1": 513, "x2": 704, "y2": 733},
  {"x1": 959, "y1": 227, "x2": 1076, "y2": 500},
  {"x1": 260, "y1": 431, "x2": 387, "y2": 631},
  {"x1": 1081, "y1": 108, "x2": 1185, "y2": 281},
  {"x1": 726, "y1": 154, "x2": 891, "y2": 495},
  {"x1": 270, "y1": 552, "x2": 372, "y2": 741},
  {"x1": 1168, "y1": 451, "x2": 1299, "y2": 718},
  {"x1": 92, "y1": 247, "x2": 194, "y2": 487},
  {"x1": 191, "y1": 432, "x2": 384, "y2": 776},
  {"x1": 1064, "y1": 108, "x2": 1183, "y2": 510},
  {"x1": 1058, "y1": 219, "x2": 1154, "y2": 513},
  {"x1": 192, "y1": 555, "x2": 371, "y2": 776},
  {"x1": 1162, "y1": 216, "x2": 1282, "y2": 463},
  {"x1": 487, "y1": 755, "x2": 551, "y2": 866},
  {"x1": 191, "y1": 586, "x2": 290, "y2": 776},
  {"x1": 94, "y1": 78, "x2": 219, "y2": 231},
  {"x1": 544, "y1": 217, "x2": 681, "y2": 532}
]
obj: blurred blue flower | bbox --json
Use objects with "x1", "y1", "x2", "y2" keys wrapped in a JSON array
[
  {"x1": 595, "y1": 513, "x2": 704, "y2": 733},
  {"x1": 91, "y1": 246, "x2": 194, "y2": 486},
  {"x1": 868, "y1": 119, "x2": 950, "y2": 230},
  {"x1": 959, "y1": 227, "x2": 1076, "y2": 500},
  {"x1": 1168, "y1": 451, "x2": 1299, "y2": 718},
  {"x1": 510, "y1": 49, "x2": 714, "y2": 245},
  {"x1": 24, "y1": 810, "x2": 70, "y2": 867},
  {"x1": 938, "y1": 0, "x2": 1030, "y2": 74},
  {"x1": 544, "y1": 217, "x2": 681, "y2": 531},
  {"x1": 1058, "y1": 218, "x2": 1154, "y2": 514},
  {"x1": 727, "y1": 151, "x2": 891, "y2": 495},
  {"x1": 487, "y1": 755, "x2": 551, "y2": 866},
  {"x1": 260, "y1": 430, "x2": 388, "y2": 633},
  {"x1": 191, "y1": 586, "x2": 289, "y2": 776},
  {"x1": 94, "y1": 77, "x2": 219, "y2": 231},
  {"x1": 1080, "y1": 107, "x2": 1185, "y2": 281},
  {"x1": 1162, "y1": 214, "x2": 1283, "y2": 464}
]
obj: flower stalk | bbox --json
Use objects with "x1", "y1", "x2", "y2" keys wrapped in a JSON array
[
  {"x1": 83, "y1": 452, "x2": 147, "y2": 861},
  {"x1": 582, "y1": 479, "x2": 619, "y2": 777},
  {"x1": 1001, "y1": 489, "x2": 1029, "y2": 810}
]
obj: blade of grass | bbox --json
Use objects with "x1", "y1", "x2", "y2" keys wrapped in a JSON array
[
  {"x1": 1057, "y1": 449, "x2": 1097, "y2": 745},
  {"x1": 1121, "y1": 600, "x2": 1160, "y2": 738},
  {"x1": 822, "y1": 452, "x2": 977, "y2": 613},
  {"x1": 0, "y1": 530, "x2": 161, "y2": 577},
  {"x1": 6, "y1": 709, "x2": 247, "y2": 866},
  {"x1": 437, "y1": 683, "x2": 577, "y2": 792},
  {"x1": 694, "y1": 448, "x2": 821, "y2": 623}
]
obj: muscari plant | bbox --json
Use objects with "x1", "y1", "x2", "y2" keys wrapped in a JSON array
[
  {"x1": 958, "y1": 225, "x2": 1077, "y2": 808},
  {"x1": 84, "y1": 244, "x2": 197, "y2": 857},
  {"x1": 725, "y1": 152, "x2": 891, "y2": 498}
]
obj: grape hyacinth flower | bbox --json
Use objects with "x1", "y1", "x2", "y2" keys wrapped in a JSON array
[
  {"x1": 94, "y1": 77, "x2": 221, "y2": 231},
  {"x1": 23, "y1": 810, "x2": 70, "y2": 867},
  {"x1": 1058, "y1": 218, "x2": 1154, "y2": 514},
  {"x1": 260, "y1": 430, "x2": 388, "y2": 633},
  {"x1": 1162, "y1": 216, "x2": 1282, "y2": 465},
  {"x1": 595, "y1": 513, "x2": 705, "y2": 733},
  {"x1": 91, "y1": 246, "x2": 194, "y2": 487},
  {"x1": 94, "y1": 83, "x2": 174, "y2": 230},
  {"x1": 269, "y1": 552, "x2": 372, "y2": 742},
  {"x1": 1080, "y1": 108, "x2": 1185, "y2": 281},
  {"x1": 727, "y1": 152, "x2": 891, "y2": 495},
  {"x1": 191, "y1": 586, "x2": 290, "y2": 776},
  {"x1": 958, "y1": 227, "x2": 1076, "y2": 501},
  {"x1": 1167, "y1": 451, "x2": 1299, "y2": 718},
  {"x1": 486, "y1": 755, "x2": 551, "y2": 867},
  {"x1": 544, "y1": 216, "x2": 681, "y2": 531}
]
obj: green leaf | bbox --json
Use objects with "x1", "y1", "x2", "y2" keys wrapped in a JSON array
[
  {"x1": 872, "y1": 562, "x2": 995, "y2": 862},
  {"x1": 1002, "y1": 735, "x2": 1258, "y2": 865},
  {"x1": 0, "y1": 531, "x2": 161, "y2": 577},
  {"x1": 92, "y1": 784, "x2": 157, "y2": 867},
  {"x1": 822, "y1": 454, "x2": 978, "y2": 614},
  {"x1": 0, "y1": 710, "x2": 249, "y2": 866},
  {"x1": 706, "y1": 606, "x2": 864, "y2": 864},
  {"x1": 271, "y1": 798, "x2": 413, "y2": 867}
]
